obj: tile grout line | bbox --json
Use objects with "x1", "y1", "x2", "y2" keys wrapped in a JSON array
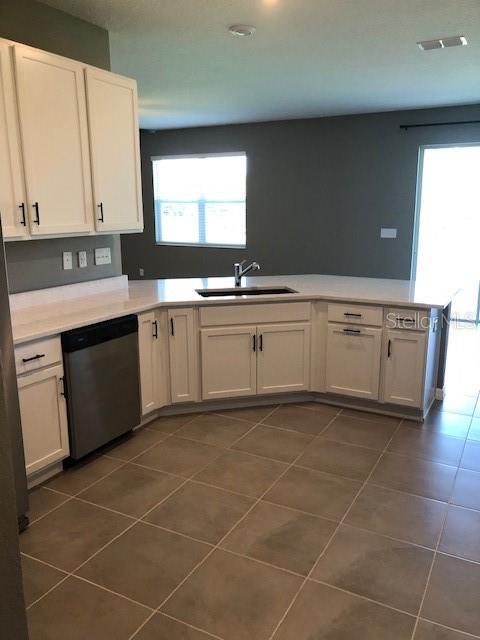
[
  {"x1": 26, "y1": 460, "x2": 131, "y2": 526},
  {"x1": 159, "y1": 611, "x2": 225, "y2": 640},
  {"x1": 127, "y1": 404, "x2": 343, "y2": 640},
  {"x1": 408, "y1": 410, "x2": 476, "y2": 640},
  {"x1": 419, "y1": 617, "x2": 480, "y2": 640},
  {"x1": 267, "y1": 416, "x2": 405, "y2": 640}
]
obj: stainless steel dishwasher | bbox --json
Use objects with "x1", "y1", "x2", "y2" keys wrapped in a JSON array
[{"x1": 62, "y1": 315, "x2": 140, "y2": 459}]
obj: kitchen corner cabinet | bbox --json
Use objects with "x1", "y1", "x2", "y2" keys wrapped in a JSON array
[
  {"x1": 326, "y1": 324, "x2": 382, "y2": 400},
  {"x1": 383, "y1": 329, "x2": 427, "y2": 408},
  {"x1": 0, "y1": 43, "x2": 28, "y2": 239},
  {"x1": 138, "y1": 310, "x2": 169, "y2": 415},
  {"x1": 17, "y1": 364, "x2": 69, "y2": 476},
  {"x1": 14, "y1": 45, "x2": 94, "y2": 236},
  {"x1": 168, "y1": 308, "x2": 199, "y2": 404},
  {"x1": 85, "y1": 68, "x2": 143, "y2": 233}
]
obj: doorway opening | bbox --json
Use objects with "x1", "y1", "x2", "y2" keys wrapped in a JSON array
[
  {"x1": 412, "y1": 143, "x2": 480, "y2": 397},
  {"x1": 412, "y1": 144, "x2": 480, "y2": 322}
]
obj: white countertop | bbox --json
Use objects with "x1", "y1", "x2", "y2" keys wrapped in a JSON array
[{"x1": 9, "y1": 274, "x2": 456, "y2": 345}]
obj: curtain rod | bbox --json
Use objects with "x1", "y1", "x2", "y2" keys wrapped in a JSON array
[{"x1": 400, "y1": 120, "x2": 480, "y2": 131}]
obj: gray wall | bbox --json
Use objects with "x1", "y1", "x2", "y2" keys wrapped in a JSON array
[
  {"x1": 1, "y1": 0, "x2": 123, "y2": 293},
  {"x1": 6, "y1": 235, "x2": 123, "y2": 294},
  {"x1": 0, "y1": 0, "x2": 110, "y2": 68},
  {"x1": 122, "y1": 104, "x2": 480, "y2": 281}
]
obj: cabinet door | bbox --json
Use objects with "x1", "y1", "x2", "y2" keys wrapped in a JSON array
[
  {"x1": 201, "y1": 326, "x2": 257, "y2": 400},
  {"x1": 257, "y1": 323, "x2": 311, "y2": 395},
  {"x1": 17, "y1": 364, "x2": 69, "y2": 476},
  {"x1": 168, "y1": 308, "x2": 198, "y2": 404},
  {"x1": 326, "y1": 324, "x2": 382, "y2": 400},
  {"x1": 85, "y1": 68, "x2": 143, "y2": 233},
  {"x1": 14, "y1": 45, "x2": 94, "y2": 236},
  {"x1": 383, "y1": 329, "x2": 427, "y2": 407},
  {"x1": 0, "y1": 43, "x2": 28, "y2": 239},
  {"x1": 138, "y1": 311, "x2": 159, "y2": 415},
  {"x1": 138, "y1": 310, "x2": 169, "y2": 414}
]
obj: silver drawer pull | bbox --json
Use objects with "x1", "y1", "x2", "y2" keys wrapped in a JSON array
[
  {"x1": 344, "y1": 312, "x2": 362, "y2": 318},
  {"x1": 22, "y1": 353, "x2": 46, "y2": 363},
  {"x1": 343, "y1": 328, "x2": 361, "y2": 334}
]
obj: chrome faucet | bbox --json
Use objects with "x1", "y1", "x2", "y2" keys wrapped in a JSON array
[{"x1": 234, "y1": 260, "x2": 261, "y2": 287}]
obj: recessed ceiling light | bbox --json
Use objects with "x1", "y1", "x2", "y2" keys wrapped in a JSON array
[
  {"x1": 228, "y1": 24, "x2": 256, "y2": 37},
  {"x1": 418, "y1": 35, "x2": 468, "y2": 51}
]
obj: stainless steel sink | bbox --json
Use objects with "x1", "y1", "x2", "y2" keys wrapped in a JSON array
[{"x1": 196, "y1": 286, "x2": 297, "y2": 298}]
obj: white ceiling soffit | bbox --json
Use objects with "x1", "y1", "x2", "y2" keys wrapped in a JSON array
[{"x1": 39, "y1": 0, "x2": 480, "y2": 130}]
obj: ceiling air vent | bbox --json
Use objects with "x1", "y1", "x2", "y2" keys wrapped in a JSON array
[{"x1": 418, "y1": 36, "x2": 468, "y2": 51}]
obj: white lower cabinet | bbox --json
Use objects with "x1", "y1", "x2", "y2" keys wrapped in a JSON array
[
  {"x1": 383, "y1": 329, "x2": 427, "y2": 408},
  {"x1": 138, "y1": 310, "x2": 169, "y2": 415},
  {"x1": 168, "y1": 308, "x2": 199, "y2": 404},
  {"x1": 17, "y1": 363, "x2": 69, "y2": 476},
  {"x1": 326, "y1": 323, "x2": 382, "y2": 400},
  {"x1": 257, "y1": 323, "x2": 311, "y2": 394},
  {"x1": 201, "y1": 326, "x2": 257, "y2": 400},
  {"x1": 200, "y1": 322, "x2": 311, "y2": 399}
]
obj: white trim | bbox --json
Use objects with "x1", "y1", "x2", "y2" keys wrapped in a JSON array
[
  {"x1": 151, "y1": 151, "x2": 246, "y2": 161},
  {"x1": 411, "y1": 141, "x2": 480, "y2": 281}
]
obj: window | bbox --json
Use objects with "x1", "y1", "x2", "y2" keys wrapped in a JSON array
[{"x1": 153, "y1": 153, "x2": 247, "y2": 247}]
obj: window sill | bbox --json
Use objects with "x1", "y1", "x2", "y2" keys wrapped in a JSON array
[{"x1": 155, "y1": 242, "x2": 247, "y2": 249}]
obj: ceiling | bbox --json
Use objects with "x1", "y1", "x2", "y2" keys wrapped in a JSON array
[{"x1": 39, "y1": 0, "x2": 480, "y2": 130}]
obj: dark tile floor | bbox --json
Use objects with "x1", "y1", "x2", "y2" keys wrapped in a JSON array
[{"x1": 21, "y1": 396, "x2": 480, "y2": 640}]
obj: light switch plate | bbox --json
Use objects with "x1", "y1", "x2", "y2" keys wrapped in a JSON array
[
  {"x1": 381, "y1": 228, "x2": 397, "y2": 239},
  {"x1": 62, "y1": 251, "x2": 73, "y2": 270},
  {"x1": 95, "y1": 247, "x2": 112, "y2": 266},
  {"x1": 78, "y1": 251, "x2": 87, "y2": 268}
]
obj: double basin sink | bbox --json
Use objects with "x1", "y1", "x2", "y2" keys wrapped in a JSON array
[{"x1": 196, "y1": 286, "x2": 297, "y2": 298}]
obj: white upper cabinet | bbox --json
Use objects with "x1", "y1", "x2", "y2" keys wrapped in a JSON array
[
  {"x1": 326, "y1": 323, "x2": 382, "y2": 400},
  {"x1": 13, "y1": 45, "x2": 94, "y2": 236},
  {"x1": 85, "y1": 67, "x2": 143, "y2": 233},
  {"x1": 257, "y1": 323, "x2": 311, "y2": 395},
  {"x1": 383, "y1": 329, "x2": 427, "y2": 408},
  {"x1": 0, "y1": 43, "x2": 28, "y2": 239}
]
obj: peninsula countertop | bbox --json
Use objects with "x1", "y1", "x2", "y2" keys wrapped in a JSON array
[{"x1": 9, "y1": 274, "x2": 456, "y2": 345}]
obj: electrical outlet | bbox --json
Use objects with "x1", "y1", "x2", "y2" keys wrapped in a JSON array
[
  {"x1": 78, "y1": 251, "x2": 87, "y2": 268},
  {"x1": 94, "y1": 247, "x2": 112, "y2": 266},
  {"x1": 62, "y1": 251, "x2": 73, "y2": 270},
  {"x1": 381, "y1": 228, "x2": 397, "y2": 239}
]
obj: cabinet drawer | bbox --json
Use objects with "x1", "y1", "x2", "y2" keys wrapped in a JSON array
[
  {"x1": 15, "y1": 336, "x2": 62, "y2": 375},
  {"x1": 328, "y1": 303, "x2": 382, "y2": 327},
  {"x1": 385, "y1": 308, "x2": 430, "y2": 331},
  {"x1": 199, "y1": 302, "x2": 311, "y2": 327}
]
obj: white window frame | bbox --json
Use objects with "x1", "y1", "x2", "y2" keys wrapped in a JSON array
[{"x1": 152, "y1": 152, "x2": 247, "y2": 249}]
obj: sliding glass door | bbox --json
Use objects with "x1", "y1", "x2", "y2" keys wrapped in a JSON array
[{"x1": 413, "y1": 144, "x2": 480, "y2": 322}]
